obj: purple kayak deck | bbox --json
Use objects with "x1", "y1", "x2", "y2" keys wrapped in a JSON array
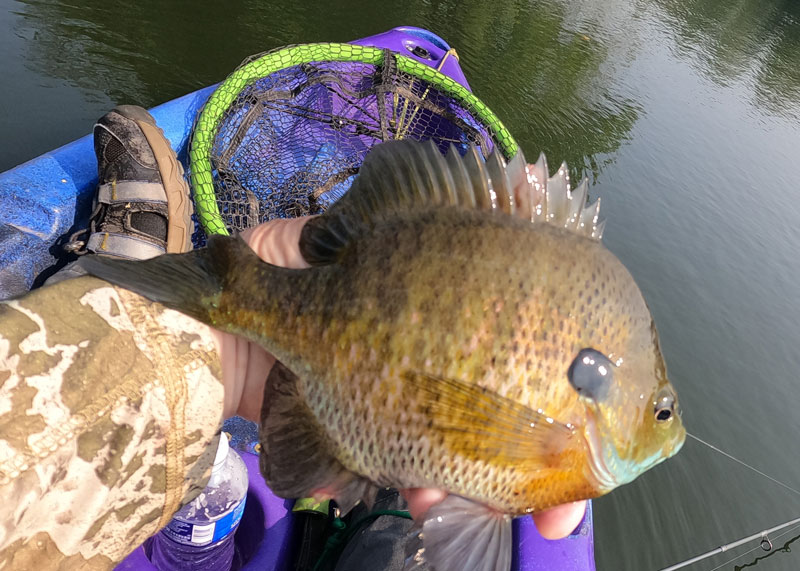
[
  {"x1": 351, "y1": 26, "x2": 471, "y2": 91},
  {"x1": 116, "y1": 449, "x2": 594, "y2": 571},
  {"x1": 514, "y1": 505, "x2": 595, "y2": 571}
]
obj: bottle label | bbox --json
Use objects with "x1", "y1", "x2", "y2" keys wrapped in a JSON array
[{"x1": 161, "y1": 497, "x2": 247, "y2": 546}]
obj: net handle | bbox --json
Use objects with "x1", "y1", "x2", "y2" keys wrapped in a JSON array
[{"x1": 189, "y1": 43, "x2": 518, "y2": 236}]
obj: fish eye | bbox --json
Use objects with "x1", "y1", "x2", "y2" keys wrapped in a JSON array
[
  {"x1": 654, "y1": 392, "x2": 676, "y2": 423},
  {"x1": 567, "y1": 348, "x2": 613, "y2": 401}
]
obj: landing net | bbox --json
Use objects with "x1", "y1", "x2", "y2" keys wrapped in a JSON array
[{"x1": 189, "y1": 43, "x2": 517, "y2": 236}]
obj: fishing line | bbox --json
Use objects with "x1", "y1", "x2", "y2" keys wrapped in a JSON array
[
  {"x1": 659, "y1": 434, "x2": 800, "y2": 570},
  {"x1": 687, "y1": 432, "x2": 800, "y2": 498},
  {"x1": 705, "y1": 542, "x2": 763, "y2": 571},
  {"x1": 659, "y1": 517, "x2": 800, "y2": 570}
]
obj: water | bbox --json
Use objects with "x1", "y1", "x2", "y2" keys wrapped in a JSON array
[{"x1": 2, "y1": 0, "x2": 800, "y2": 569}]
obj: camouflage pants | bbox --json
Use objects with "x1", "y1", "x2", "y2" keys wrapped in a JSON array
[{"x1": 0, "y1": 277, "x2": 225, "y2": 569}]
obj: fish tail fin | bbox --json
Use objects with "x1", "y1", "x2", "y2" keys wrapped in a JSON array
[
  {"x1": 260, "y1": 361, "x2": 379, "y2": 514},
  {"x1": 405, "y1": 496, "x2": 512, "y2": 571},
  {"x1": 79, "y1": 235, "x2": 256, "y2": 322}
]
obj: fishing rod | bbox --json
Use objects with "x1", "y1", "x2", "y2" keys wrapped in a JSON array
[
  {"x1": 658, "y1": 433, "x2": 800, "y2": 570},
  {"x1": 659, "y1": 516, "x2": 800, "y2": 570}
]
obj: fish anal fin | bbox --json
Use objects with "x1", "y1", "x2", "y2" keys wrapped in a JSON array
[
  {"x1": 405, "y1": 495, "x2": 512, "y2": 571},
  {"x1": 259, "y1": 360, "x2": 377, "y2": 514}
]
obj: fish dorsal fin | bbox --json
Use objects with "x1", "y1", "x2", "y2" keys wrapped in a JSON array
[
  {"x1": 514, "y1": 152, "x2": 604, "y2": 240},
  {"x1": 300, "y1": 139, "x2": 604, "y2": 265}
]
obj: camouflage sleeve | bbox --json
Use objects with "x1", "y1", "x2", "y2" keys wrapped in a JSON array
[{"x1": 0, "y1": 276, "x2": 225, "y2": 569}]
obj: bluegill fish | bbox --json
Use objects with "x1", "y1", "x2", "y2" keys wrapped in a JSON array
[{"x1": 82, "y1": 140, "x2": 685, "y2": 571}]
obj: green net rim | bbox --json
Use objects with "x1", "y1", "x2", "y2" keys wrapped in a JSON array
[{"x1": 189, "y1": 42, "x2": 518, "y2": 236}]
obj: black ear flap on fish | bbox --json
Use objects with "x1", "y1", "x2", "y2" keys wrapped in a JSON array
[
  {"x1": 300, "y1": 139, "x2": 604, "y2": 266},
  {"x1": 405, "y1": 495, "x2": 512, "y2": 571},
  {"x1": 260, "y1": 360, "x2": 379, "y2": 513}
]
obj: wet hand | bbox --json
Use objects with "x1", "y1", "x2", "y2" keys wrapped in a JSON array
[{"x1": 213, "y1": 219, "x2": 311, "y2": 422}]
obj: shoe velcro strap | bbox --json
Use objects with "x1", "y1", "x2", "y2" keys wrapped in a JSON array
[
  {"x1": 96, "y1": 181, "x2": 168, "y2": 204},
  {"x1": 86, "y1": 232, "x2": 165, "y2": 260}
]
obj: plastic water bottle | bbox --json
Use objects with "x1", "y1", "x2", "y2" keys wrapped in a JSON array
[{"x1": 150, "y1": 432, "x2": 248, "y2": 570}]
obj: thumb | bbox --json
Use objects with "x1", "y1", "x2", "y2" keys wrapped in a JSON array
[{"x1": 239, "y1": 217, "x2": 312, "y2": 269}]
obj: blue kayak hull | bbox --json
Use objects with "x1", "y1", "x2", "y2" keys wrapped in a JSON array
[{"x1": 0, "y1": 85, "x2": 216, "y2": 298}]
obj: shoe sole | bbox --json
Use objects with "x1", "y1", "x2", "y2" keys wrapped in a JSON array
[{"x1": 113, "y1": 105, "x2": 194, "y2": 254}]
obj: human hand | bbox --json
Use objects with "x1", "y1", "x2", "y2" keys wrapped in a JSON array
[
  {"x1": 214, "y1": 216, "x2": 587, "y2": 540},
  {"x1": 213, "y1": 218, "x2": 310, "y2": 422}
]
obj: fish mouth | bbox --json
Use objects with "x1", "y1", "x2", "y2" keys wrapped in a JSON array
[{"x1": 582, "y1": 409, "x2": 681, "y2": 492}]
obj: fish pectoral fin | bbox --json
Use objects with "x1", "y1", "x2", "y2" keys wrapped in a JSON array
[
  {"x1": 404, "y1": 495, "x2": 512, "y2": 571},
  {"x1": 260, "y1": 360, "x2": 378, "y2": 514},
  {"x1": 403, "y1": 371, "x2": 577, "y2": 468}
]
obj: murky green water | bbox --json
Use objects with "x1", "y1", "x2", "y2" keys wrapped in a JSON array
[{"x1": 2, "y1": 0, "x2": 800, "y2": 569}]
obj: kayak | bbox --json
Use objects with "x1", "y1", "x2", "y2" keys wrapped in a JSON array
[{"x1": 0, "y1": 27, "x2": 596, "y2": 571}]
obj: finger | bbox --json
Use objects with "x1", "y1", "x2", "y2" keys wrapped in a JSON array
[
  {"x1": 236, "y1": 343, "x2": 275, "y2": 422},
  {"x1": 218, "y1": 218, "x2": 311, "y2": 419},
  {"x1": 532, "y1": 500, "x2": 587, "y2": 540},
  {"x1": 240, "y1": 217, "x2": 312, "y2": 269},
  {"x1": 400, "y1": 488, "x2": 447, "y2": 520}
]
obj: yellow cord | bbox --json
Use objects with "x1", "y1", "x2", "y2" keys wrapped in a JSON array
[{"x1": 397, "y1": 48, "x2": 460, "y2": 140}]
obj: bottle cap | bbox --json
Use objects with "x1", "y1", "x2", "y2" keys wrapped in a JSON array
[{"x1": 212, "y1": 432, "x2": 230, "y2": 475}]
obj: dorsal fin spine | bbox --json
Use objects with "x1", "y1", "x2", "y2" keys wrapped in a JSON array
[
  {"x1": 413, "y1": 142, "x2": 439, "y2": 206},
  {"x1": 530, "y1": 153, "x2": 549, "y2": 224},
  {"x1": 446, "y1": 144, "x2": 475, "y2": 208},
  {"x1": 567, "y1": 178, "x2": 588, "y2": 231},
  {"x1": 299, "y1": 140, "x2": 605, "y2": 266},
  {"x1": 546, "y1": 163, "x2": 568, "y2": 224},
  {"x1": 486, "y1": 148, "x2": 515, "y2": 215},
  {"x1": 465, "y1": 146, "x2": 492, "y2": 210}
]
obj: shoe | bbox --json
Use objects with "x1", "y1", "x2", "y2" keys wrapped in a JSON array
[{"x1": 65, "y1": 105, "x2": 193, "y2": 259}]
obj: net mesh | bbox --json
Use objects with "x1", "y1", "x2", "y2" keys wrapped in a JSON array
[{"x1": 189, "y1": 43, "x2": 516, "y2": 236}]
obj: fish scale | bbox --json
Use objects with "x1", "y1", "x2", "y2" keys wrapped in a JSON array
[{"x1": 81, "y1": 139, "x2": 685, "y2": 571}]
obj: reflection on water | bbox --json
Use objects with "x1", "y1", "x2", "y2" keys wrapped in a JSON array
[
  {"x1": 3, "y1": 0, "x2": 800, "y2": 569},
  {"x1": 7, "y1": 0, "x2": 642, "y2": 183},
  {"x1": 654, "y1": 0, "x2": 800, "y2": 120},
  {"x1": 433, "y1": 0, "x2": 641, "y2": 183},
  {"x1": 10, "y1": 0, "x2": 289, "y2": 106}
]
